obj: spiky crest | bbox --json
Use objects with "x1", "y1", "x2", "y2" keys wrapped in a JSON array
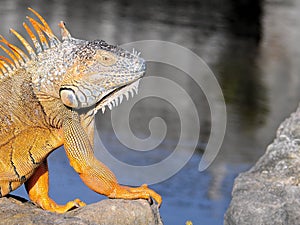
[{"x1": 0, "y1": 8, "x2": 70, "y2": 78}]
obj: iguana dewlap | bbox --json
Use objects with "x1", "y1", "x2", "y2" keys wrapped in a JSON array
[{"x1": 0, "y1": 8, "x2": 161, "y2": 213}]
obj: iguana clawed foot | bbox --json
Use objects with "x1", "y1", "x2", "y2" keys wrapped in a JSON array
[
  {"x1": 34, "y1": 197, "x2": 86, "y2": 213},
  {"x1": 108, "y1": 184, "x2": 162, "y2": 207}
]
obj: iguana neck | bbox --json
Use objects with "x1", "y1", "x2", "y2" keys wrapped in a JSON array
[
  {"x1": 36, "y1": 90, "x2": 96, "y2": 146},
  {"x1": 36, "y1": 95, "x2": 66, "y2": 129}
]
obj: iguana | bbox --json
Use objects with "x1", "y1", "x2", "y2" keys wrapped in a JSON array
[{"x1": 0, "y1": 8, "x2": 162, "y2": 213}]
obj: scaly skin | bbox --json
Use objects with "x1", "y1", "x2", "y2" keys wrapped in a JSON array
[{"x1": 0, "y1": 8, "x2": 161, "y2": 213}]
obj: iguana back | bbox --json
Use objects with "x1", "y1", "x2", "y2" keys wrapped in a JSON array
[{"x1": 0, "y1": 69, "x2": 51, "y2": 186}]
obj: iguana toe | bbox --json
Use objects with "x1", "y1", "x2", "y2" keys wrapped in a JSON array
[{"x1": 46, "y1": 198, "x2": 86, "y2": 213}]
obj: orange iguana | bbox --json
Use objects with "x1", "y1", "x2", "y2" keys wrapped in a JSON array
[{"x1": 0, "y1": 8, "x2": 161, "y2": 213}]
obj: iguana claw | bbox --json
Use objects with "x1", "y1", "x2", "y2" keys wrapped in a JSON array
[
  {"x1": 43, "y1": 198, "x2": 86, "y2": 213},
  {"x1": 130, "y1": 184, "x2": 162, "y2": 207}
]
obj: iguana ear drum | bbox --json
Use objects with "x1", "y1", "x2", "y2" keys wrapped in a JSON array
[{"x1": 60, "y1": 88, "x2": 79, "y2": 108}]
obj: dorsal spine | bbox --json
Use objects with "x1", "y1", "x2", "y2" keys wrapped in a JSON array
[{"x1": 0, "y1": 8, "x2": 62, "y2": 78}]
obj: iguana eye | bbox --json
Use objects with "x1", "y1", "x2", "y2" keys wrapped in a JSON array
[{"x1": 96, "y1": 50, "x2": 116, "y2": 66}]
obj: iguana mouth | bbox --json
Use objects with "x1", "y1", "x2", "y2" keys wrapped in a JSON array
[{"x1": 93, "y1": 79, "x2": 141, "y2": 115}]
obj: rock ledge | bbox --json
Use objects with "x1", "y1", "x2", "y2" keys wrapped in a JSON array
[
  {"x1": 225, "y1": 104, "x2": 300, "y2": 225},
  {"x1": 0, "y1": 195, "x2": 163, "y2": 225}
]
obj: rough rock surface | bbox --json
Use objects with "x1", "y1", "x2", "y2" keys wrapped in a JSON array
[
  {"x1": 0, "y1": 195, "x2": 163, "y2": 225},
  {"x1": 225, "y1": 105, "x2": 300, "y2": 225}
]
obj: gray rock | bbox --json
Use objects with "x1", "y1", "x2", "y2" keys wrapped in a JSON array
[
  {"x1": 0, "y1": 195, "x2": 163, "y2": 225},
  {"x1": 225, "y1": 104, "x2": 300, "y2": 225}
]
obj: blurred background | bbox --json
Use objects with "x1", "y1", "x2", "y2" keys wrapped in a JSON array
[{"x1": 1, "y1": 0, "x2": 299, "y2": 224}]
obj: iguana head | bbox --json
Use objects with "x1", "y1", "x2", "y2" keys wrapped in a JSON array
[
  {"x1": 58, "y1": 23, "x2": 146, "y2": 112},
  {"x1": 0, "y1": 8, "x2": 145, "y2": 115}
]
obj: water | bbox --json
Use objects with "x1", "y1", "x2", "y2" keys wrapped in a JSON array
[{"x1": 1, "y1": 0, "x2": 299, "y2": 224}]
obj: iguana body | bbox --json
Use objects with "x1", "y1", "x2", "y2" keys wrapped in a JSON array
[{"x1": 0, "y1": 8, "x2": 161, "y2": 213}]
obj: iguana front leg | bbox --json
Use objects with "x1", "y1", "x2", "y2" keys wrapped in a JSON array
[
  {"x1": 63, "y1": 111, "x2": 162, "y2": 206},
  {"x1": 25, "y1": 160, "x2": 86, "y2": 213}
]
